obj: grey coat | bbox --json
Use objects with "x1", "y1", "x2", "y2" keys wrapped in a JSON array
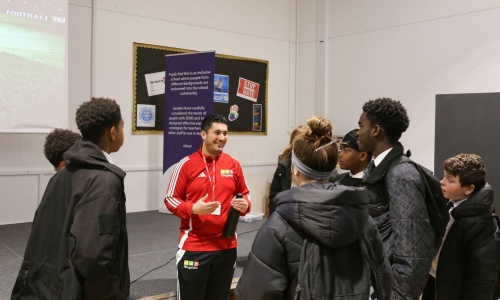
[{"x1": 363, "y1": 143, "x2": 435, "y2": 300}]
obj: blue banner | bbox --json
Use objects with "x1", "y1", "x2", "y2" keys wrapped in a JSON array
[{"x1": 163, "y1": 51, "x2": 215, "y2": 173}]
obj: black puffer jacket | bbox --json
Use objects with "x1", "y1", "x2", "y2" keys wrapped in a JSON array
[
  {"x1": 236, "y1": 182, "x2": 392, "y2": 300},
  {"x1": 11, "y1": 139, "x2": 130, "y2": 300},
  {"x1": 362, "y1": 143, "x2": 434, "y2": 300},
  {"x1": 436, "y1": 183, "x2": 500, "y2": 299}
]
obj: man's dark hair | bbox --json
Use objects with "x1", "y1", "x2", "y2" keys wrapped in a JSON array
[
  {"x1": 362, "y1": 97, "x2": 410, "y2": 143},
  {"x1": 75, "y1": 97, "x2": 121, "y2": 144},
  {"x1": 44, "y1": 129, "x2": 81, "y2": 167},
  {"x1": 201, "y1": 114, "x2": 228, "y2": 132}
]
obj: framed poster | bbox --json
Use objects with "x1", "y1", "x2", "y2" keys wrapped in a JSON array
[{"x1": 132, "y1": 43, "x2": 268, "y2": 135}]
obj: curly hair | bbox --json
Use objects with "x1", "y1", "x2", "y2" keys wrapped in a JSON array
[
  {"x1": 75, "y1": 97, "x2": 121, "y2": 143},
  {"x1": 362, "y1": 97, "x2": 410, "y2": 143},
  {"x1": 443, "y1": 153, "x2": 486, "y2": 188},
  {"x1": 44, "y1": 129, "x2": 81, "y2": 168},
  {"x1": 201, "y1": 114, "x2": 228, "y2": 132},
  {"x1": 292, "y1": 116, "x2": 337, "y2": 173}
]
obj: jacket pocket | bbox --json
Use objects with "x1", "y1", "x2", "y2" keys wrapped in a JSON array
[
  {"x1": 11, "y1": 261, "x2": 31, "y2": 299},
  {"x1": 11, "y1": 261, "x2": 57, "y2": 299}
]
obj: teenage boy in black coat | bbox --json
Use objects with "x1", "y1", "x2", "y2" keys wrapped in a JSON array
[
  {"x1": 12, "y1": 97, "x2": 130, "y2": 300},
  {"x1": 427, "y1": 153, "x2": 500, "y2": 299}
]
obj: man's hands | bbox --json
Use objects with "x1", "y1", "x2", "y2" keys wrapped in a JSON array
[
  {"x1": 191, "y1": 194, "x2": 248, "y2": 215},
  {"x1": 192, "y1": 194, "x2": 220, "y2": 215},
  {"x1": 231, "y1": 194, "x2": 248, "y2": 213}
]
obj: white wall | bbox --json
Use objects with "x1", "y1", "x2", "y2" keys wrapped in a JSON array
[
  {"x1": 296, "y1": 0, "x2": 319, "y2": 126},
  {"x1": 0, "y1": 0, "x2": 299, "y2": 224},
  {"x1": 3, "y1": 1, "x2": 499, "y2": 224},
  {"x1": 322, "y1": 1, "x2": 500, "y2": 171}
]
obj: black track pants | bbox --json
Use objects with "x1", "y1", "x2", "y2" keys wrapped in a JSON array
[{"x1": 176, "y1": 248, "x2": 237, "y2": 300}]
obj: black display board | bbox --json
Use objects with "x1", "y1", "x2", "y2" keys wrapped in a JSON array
[
  {"x1": 132, "y1": 43, "x2": 268, "y2": 135},
  {"x1": 435, "y1": 92, "x2": 500, "y2": 210}
]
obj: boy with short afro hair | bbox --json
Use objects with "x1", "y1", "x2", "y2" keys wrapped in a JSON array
[
  {"x1": 12, "y1": 97, "x2": 129, "y2": 299},
  {"x1": 358, "y1": 97, "x2": 435, "y2": 299},
  {"x1": 432, "y1": 153, "x2": 500, "y2": 299},
  {"x1": 44, "y1": 128, "x2": 81, "y2": 171},
  {"x1": 76, "y1": 97, "x2": 122, "y2": 144}
]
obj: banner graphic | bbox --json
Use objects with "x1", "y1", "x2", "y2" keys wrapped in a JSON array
[{"x1": 163, "y1": 51, "x2": 215, "y2": 173}]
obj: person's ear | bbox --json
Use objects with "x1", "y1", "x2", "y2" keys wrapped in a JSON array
[
  {"x1": 55, "y1": 160, "x2": 66, "y2": 171},
  {"x1": 110, "y1": 125, "x2": 117, "y2": 141},
  {"x1": 372, "y1": 124, "x2": 381, "y2": 137},
  {"x1": 464, "y1": 184, "x2": 475, "y2": 196},
  {"x1": 359, "y1": 152, "x2": 368, "y2": 162},
  {"x1": 200, "y1": 130, "x2": 207, "y2": 140}
]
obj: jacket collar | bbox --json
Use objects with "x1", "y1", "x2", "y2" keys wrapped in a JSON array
[
  {"x1": 362, "y1": 142, "x2": 405, "y2": 184},
  {"x1": 451, "y1": 183, "x2": 494, "y2": 218}
]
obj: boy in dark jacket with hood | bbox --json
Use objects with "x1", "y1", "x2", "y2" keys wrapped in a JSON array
[
  {"x1": 429, "y1": 153, "x2": 500, "y2": 299},
  {"x1": 11, "y1": 97, "x2": 129, "y2": 300}
]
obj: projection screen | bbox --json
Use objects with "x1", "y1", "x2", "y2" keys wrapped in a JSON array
[{"x1": 0, "y1": 0, "x2": 68, "y2": 133}]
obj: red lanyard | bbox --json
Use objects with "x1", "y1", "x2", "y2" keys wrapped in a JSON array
[{"x1": 202, "y1": 155, "x2": 216, "y2": 201}]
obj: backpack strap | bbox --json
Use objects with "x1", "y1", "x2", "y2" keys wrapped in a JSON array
[
  {"x1": 387, "y1": 154, "x2": 410, "y2": 170},
  {"x1": 294, "y1": 237, "x2": 314, "y2": 300}
]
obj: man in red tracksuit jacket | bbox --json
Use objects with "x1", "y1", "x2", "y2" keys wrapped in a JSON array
[{"x1": 164, "y1": 114, "x2": 251, "y2": 300}]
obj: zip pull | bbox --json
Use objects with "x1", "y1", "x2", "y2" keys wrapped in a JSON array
[{"x1": 294, "y1": 284, "x2": 301, "y2": 300}]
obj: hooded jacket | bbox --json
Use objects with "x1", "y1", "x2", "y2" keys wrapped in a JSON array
[
  {"x1": 11, "y1": 139, "x2": 130, "y2": 300},
  {"x1": 236, "y1": 182, "x2": 392, "y2": 300},
  {"x1": 436, "y1": 183, "x2": 500, "y2": 299}
]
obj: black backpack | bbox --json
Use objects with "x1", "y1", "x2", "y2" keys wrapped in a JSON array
[
  {"x1": 388, "y1": 155, "x2": 450, "y2": 252},
  {"x1": 294, "y1": 235, "x2": 383, "y2": 300}
]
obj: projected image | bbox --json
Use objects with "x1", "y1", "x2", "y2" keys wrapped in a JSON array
[{"x1": 0, "y1": 0, "x2": 67, "y2": 133}]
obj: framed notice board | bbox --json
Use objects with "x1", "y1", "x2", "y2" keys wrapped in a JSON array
[{"x1": 132, "y1": 43, "x2": 268, "y2": 135}]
